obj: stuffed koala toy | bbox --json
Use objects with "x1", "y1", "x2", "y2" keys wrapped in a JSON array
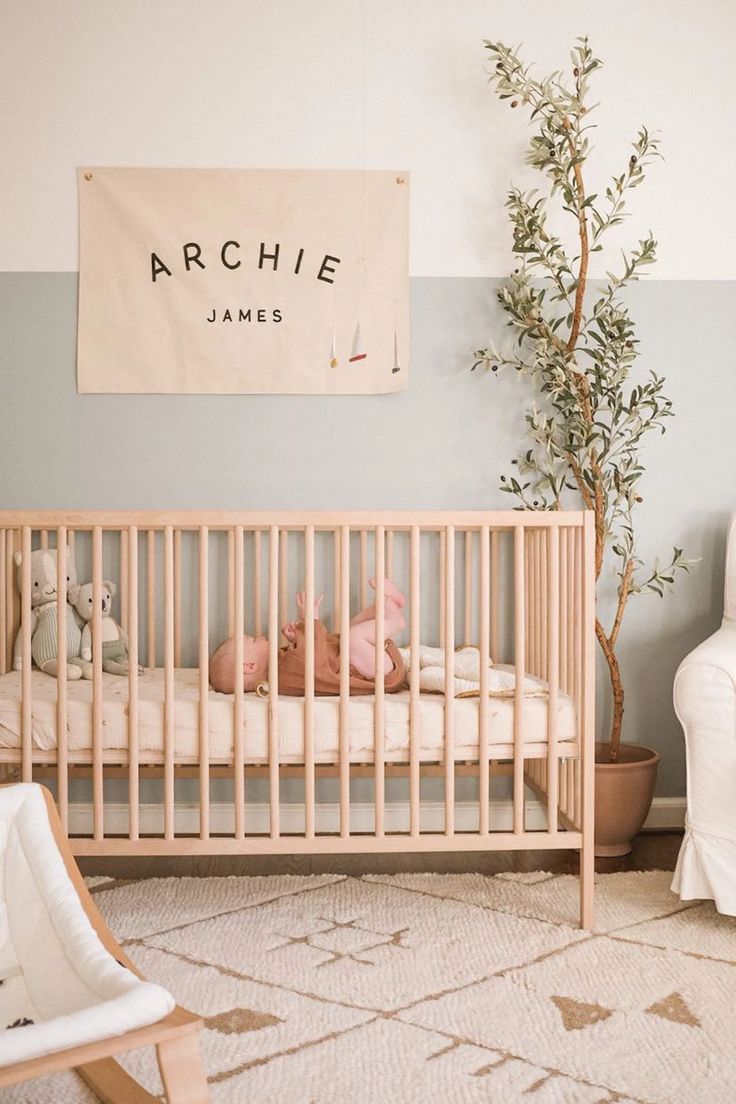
[
  {"x1": 13, "y1": 548, "x2": 87, "y2": 680},
  {"x1": 68, "y1": 580, "x2": 142, "y2": 677}
]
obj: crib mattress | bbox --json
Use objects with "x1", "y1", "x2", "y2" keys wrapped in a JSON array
[{"x1": 0, "y1": 668, "x2": 578, "y2": 765}]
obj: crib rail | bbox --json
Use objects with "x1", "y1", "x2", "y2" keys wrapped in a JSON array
[{"x1": 0, "y1": 510, "x2": 594, "y2": 924}]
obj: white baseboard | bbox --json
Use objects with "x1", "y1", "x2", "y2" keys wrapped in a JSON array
[
  {"x1": 642, "y1": 797, "x2": 686, "y2": 830},
  {"x1": 67, "y1": 796, "x2": 686, "y2": 838}
]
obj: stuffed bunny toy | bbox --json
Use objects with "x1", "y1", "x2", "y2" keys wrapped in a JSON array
[
  {"x1": 69, "y1": 580, "x2": 142, "y2": 677},
  {"x1": 13, "y1": 548, "x2": 87, "y2": 679}
]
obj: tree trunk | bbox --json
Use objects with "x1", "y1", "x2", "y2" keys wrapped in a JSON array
[{"x1": 596, "y1": 618, "x2": 624, "y2": 762}]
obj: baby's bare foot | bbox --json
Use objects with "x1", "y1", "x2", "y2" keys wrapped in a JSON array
[{"x1": 369, "y1": 577, "x2": 406, "y2": 607}]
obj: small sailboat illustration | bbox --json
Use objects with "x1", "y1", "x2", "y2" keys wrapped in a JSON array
[
  {"x1": 329, "y1": 332, "x2": 338, "y2": 369},
  {"x1": 392, "y1": 331, "x2": 401, "y2": 374},
  {"x1": 349, "y1": 322, "x2": 367, "y2": 363}
]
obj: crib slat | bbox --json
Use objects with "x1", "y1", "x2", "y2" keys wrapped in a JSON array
[
  {"x1": 374, "y1": 530, "x2": 385, "y2": 837},
  {"x1": 570, "y1": 529, "x2": 579, "y2": 825},
  {"x1": 233, "y1": 525, "x2": 245, "y2": 839},
  {"x1": 559, "y1": 529, "x2": 568, "y2": 818},
  {"x1": 569, "y1": 527, "x2": 576, "y2": 695},
  {"x1": 571, "y1": 528, "x2": 580, "y2": 715},
  {"x1": 174, "y1": 528, "x2": 182, "y2": 667},
  {"x1": 5, "y1": 532, "x2": 14, "y2": 676},
  {"x1": 524, "y1": 533, "x2": 531, "y2": 674},
  {"x1": 541, "y1": 532, "x2": 549, "y2": 800},
  {"x1": 531, "y1": 531, "x2": 539, "y2": 676},
  {"x1": 120, "y1": 528, "x2": 128, "y2": 635},
  {"x1": 529, "y1": 530, "x2": 536, "y2": 677},
  {"x1": 409, "y1": 525, "x2": 420, "y2": 837},
  {"x1": 6, "y1": 532, "x2": 16, "y2": 680},
  {"x1": 128, "y1": 526, "x2": 140, "y2": 840},
  {"x1": 359, "y1": 529, "x2": 368, "y2": 609},
  {"x1": 20, "y1": 526, "x2": 32, "y2": 783},
  {"x1": 333, "y1": 530, "x2": 341, "y2": 634},
  {"x1": 56, "y1": 529, "x2": 69, "y2": 832},
  {"x1": 546, "y1": 526, "x2": 560, "y2": 832},
  {"x1": 464, "y1": 530, "x2": 473, "y2": 646},
  {"x1": 540, "y1": 530, "x2": 548, "y2": 679},
  {"x1": 490, "y1": 530, "x2": 500, "y2": 662},
  {"x1": 537, "y1": 531, "x2": 544, "y2": 677},
  {"x1": 92, "y1": 526, "x2": 104, "y2": 839},
  {"x1": 513, "y1": 526, "x2": 526, "y2": 834},
  {"x1": 574, "y1": 528, "x2": 583, "y2": 829},
  {"x1": 567, "y1": 533, "x2": 576, "y2": 822},
  {"x1": 560, "y1": 528, "x2": 569, "y2": 693},
  {"x1": 479, "y1": 525, "x2": 490, "y2": 834},
  {"x1": 227, "y1": 528, "x2": 235, "y2": 637},
  {"x1": 386, "y1": 528, "x2": 394, "y2": 582},
  {"x1": 279, "y1": 530, "x2": 289, "y2": 624},
  {"x1": 147, "y1": 530, "x2": 156, "y2": 668},
  {"x1": 164, "y1": 526, "x2": 175, "y2": 840},
  {"x1": 535, "y1": 531, "x2": 541, "y2": 676},
  {"x1": 444, "y1": 525, "x2": 455, "y2": 836},
  {"x1": 304, "y1": 525, "x2": 316, "y2": 838},
  {"x1": 0, "y1": 529, "x2": 5, "y2": 674},
  {"x1": 40, "y1": 529, "x2": 48, "y2": 550},
  {"x1": 569, "y1": 529, "x2": 573, "y2": 825},
  {"x1": 268, "y1": 526, "x2": 280, "y2": 838},
  {"x1": 567, "y1": 528, "x2": 576, "y2": 822},
  {"x1": 254, "y1": 530, "x2": 263, "y2": 636},
  {"x1": 198, "y1": 527, "x2": 209, "y2": 840},
  {"x1": 339, "y1": 525, "x2": 351, "y2": 837}
]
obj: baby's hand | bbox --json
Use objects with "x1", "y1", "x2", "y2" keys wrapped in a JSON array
[
  {"x1": 282, "y1": 620, "x2": 299, "y2": 642},
  {"x1": 296, "y1": 591, "x2": 324, "y2": 620}
]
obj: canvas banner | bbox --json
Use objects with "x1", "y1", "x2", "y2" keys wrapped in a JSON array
[{"x1": 77, "y1": 167, "x2": 409, "y2": 394}]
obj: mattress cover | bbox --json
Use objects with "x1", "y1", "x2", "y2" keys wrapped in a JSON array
[{"x1": 0, "y1": 668, "x2": 578, "y2": 765}]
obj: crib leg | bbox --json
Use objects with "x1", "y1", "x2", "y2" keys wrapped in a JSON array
[
  {"x1": 156, "y1": 1033, "x2": 209, "y2": 1104},
  {"x1": 77, "y1": 1057, "x2": 160, "y2": 1103},
  {"x1": 579, "y1": 835, "x2": 595, "y2": 931}
]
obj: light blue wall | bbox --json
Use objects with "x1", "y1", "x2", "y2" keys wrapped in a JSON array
[{"x1": 2, "y1": 273, "x2": 735, "y2": 795}]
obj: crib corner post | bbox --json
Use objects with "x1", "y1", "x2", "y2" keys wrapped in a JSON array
[{"x1": 579, "y1": 510, "x2": 596, "y2": 931}]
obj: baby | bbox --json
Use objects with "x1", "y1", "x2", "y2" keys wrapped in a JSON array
[{"x1": 209, "y1": 578, "x2": 407, "y2": 696}]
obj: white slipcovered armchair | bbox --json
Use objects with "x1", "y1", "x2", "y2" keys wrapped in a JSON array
[{"x1": 672, "y1": 515, "x2": 736, "y2": 915}]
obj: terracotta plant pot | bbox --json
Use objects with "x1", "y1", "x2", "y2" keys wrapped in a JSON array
[{"x1": 594, "y1": 742, "x2": 661, "y2": 857}]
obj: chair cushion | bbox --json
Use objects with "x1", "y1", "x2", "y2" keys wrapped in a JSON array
[{"x1": 0, "y1": 784, "x2": 174, "y2": 1067}]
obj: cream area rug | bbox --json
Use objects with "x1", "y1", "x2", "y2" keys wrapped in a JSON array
[{"x1": 6, "y1": 871, "x2": 736, "y2": 1104}]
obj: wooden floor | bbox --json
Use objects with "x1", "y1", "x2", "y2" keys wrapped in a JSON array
[{"x1": 78, "y1": 830, "x2": 683, "y2": 880}]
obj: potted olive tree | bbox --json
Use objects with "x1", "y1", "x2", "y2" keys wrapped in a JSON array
[{"x1": 473, "y1": 37, "x2": 691, "y2": 855}]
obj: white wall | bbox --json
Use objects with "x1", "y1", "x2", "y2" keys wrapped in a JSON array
[{"x1": 2, "y1": 0, "x2": 735, "y2": 277}]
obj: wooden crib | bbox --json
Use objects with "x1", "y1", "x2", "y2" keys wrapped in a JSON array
[{"x1": 0, "y1": 511, "x2": 595, "y2": 926}]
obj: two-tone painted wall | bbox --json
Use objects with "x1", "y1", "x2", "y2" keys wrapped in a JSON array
[{"x1": 2, "y1": 0, "x2": 736, "y2": 797}]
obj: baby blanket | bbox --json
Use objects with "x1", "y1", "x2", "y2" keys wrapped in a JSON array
[{"x1": 397, "y1": 645, "x2": 549, "y2": 698}]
